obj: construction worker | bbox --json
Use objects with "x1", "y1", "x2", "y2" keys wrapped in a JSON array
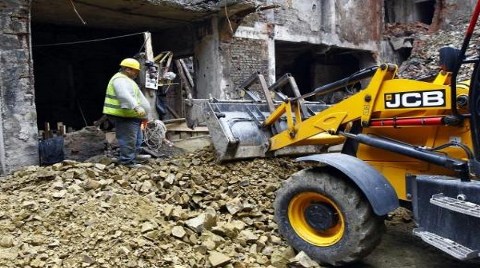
[{"x1": 103, "y1": 58, "x2": 151, "y2": 167}]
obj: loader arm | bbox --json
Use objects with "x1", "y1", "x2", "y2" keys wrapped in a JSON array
[{"x1": 264, "y1": 64, "x2": 453, "y2": 151}]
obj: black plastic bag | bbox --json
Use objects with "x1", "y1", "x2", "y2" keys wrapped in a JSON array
[{"x1": 39, "y1": 136, "x2": 65, "y2": 165}]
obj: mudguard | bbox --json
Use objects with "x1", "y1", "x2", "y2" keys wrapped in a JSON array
[{"x1": 296, "y1": 153, "x2": 399, "y2": 216}]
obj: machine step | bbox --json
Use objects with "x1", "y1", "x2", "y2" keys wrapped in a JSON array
[
  {"x1": 430, "y1": 193, "x2": 480, "y2": 218},
  {"x1": 413, "y1": 228, "x2": 479, "y2": 260}
]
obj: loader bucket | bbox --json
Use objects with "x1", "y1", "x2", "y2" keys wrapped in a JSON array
[{"x1": 190, "y1": 99, "x2": 329, "y2": 161}]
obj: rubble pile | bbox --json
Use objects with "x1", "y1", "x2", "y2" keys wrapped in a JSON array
[
  {"x1": 0, "y1": 148, "x2": 321, "y2": 268},
  {"x1": 396, "y1": 22, "x2": 480, "y2": 80},
  {"x1": 384, "y1": 22, "x2": 429, "y2": 38},
  {"x1": 64, "y1": 127, "x2": 107, "y2": 162}
]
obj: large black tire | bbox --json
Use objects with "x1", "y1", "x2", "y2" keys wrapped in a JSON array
[{"x1": 274, "y1": 167, "x2": 385, "y2": 266}]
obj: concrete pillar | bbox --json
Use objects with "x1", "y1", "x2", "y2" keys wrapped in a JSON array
[
  {"x1": 194, "y1": 16, "x2": 225, "y2": 99},
  {"x1": 266, "y1": 0, "x2": 276, "y2": 84},
  {"x1": 0, "y1": 0, "x2": 39, "y2": 174}
]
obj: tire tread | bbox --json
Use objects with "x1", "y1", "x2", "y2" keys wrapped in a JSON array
[{"x1": 274, "y1": 168, "x2": 384, "y2": 266}]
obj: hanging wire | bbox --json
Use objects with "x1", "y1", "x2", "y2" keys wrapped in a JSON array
[
  {"x1": 138, "y1": 33, "x2": 149, "y2": 54},
  {"x1": 76, "y1": 100, "x2": 88, "y2": 127},
  {"x1": 69, "y1": 0, "x2": 87, "y2": 25},
  {"x1": 33, "y1": 32, "x2": 146, "y2": 47}
]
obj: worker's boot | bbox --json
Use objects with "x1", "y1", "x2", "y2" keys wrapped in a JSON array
[
  {"x1": 125, "y1": 163, "x2": 143, "y2": 168},
  {"x1": 135, "y1": 154, "x2": 152, "y2": 163}
]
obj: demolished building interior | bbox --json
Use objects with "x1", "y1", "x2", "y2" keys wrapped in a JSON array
[{"x1": 0, "y1": 0, "x2": 471, "y2": 173}]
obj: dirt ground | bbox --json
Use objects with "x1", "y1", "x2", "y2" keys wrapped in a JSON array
[
  {"x1": 358, "y1": 208, "x2": 478, "y2": 268},
  {"x1": 3, "y1": 142, "x2": 479, "y2": 267}
]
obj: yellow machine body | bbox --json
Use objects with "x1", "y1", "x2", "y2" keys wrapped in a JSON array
[{"x1": 262, "y1": 65, "x2": 473, "y2": 201}]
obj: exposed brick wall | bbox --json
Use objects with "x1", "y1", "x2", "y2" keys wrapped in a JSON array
[
  {"x1": 0, "y1": 0, "x2": 39, "y2": 174},
  {"x1": 220, "y1": 37, "x2": 269, "y2": 99}
]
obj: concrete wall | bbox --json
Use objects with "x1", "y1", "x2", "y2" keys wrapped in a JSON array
[
  {"x1": 441, "y1": 0, "x2": 477, "y2": 29},
  {"x1": 0, "y1": 0, "x2": 474, "y2": 174},
  {"x1": 193, "y1": 0, "x2": 381, "y2": 100},
  {"x1": 273, "y1": 0, "x2": 381, "y2": 51},
  {"x1": 0, "y1": 0, "x2": 39, "y2": 174},
  {"x1": 221, "y1": 33, "x2": 269, "y2": 98},
  {"x1": 385, "y1": 0, "x2": 417, "y2": 23}
]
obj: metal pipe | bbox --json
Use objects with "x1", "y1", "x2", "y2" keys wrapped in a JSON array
[
  {"x1": 268, "y1": 73, "x2": 292, "y2": 92},
  {"x1": 341, "y1": 132, "x2": 468, "y2": 177},
  {"x1": 451, "y1": 0, "x2": 480, "y2": 116},
  {"x1": 239, "y1": 71, "x2": 262, "y2": 90},
  {"x1": 294, "y1": 66, "x2": 378, "y2": 101},
  {"x1": 369, "y1": 117, "x2": 444, "y2": 127}
]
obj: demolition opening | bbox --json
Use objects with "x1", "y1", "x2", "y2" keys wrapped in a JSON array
[
  {"x1": 415, "y1": 0, "x2": 436, "y2": 25},
  {"x1": 32, "y1": 24, "x2": 146, "y2": 131},
  {"x1": 275, "y1": 41, "x2": 375, "y2": 103},
  {"x1": 384, "y1": 0, "x2": 436, "y2": 25},
  {"x1": 31, "y1": 23, "x2": 195, "y2": 132},
  {"x1": 30, "y1": 0, "x2": 201, "y2": 132}
]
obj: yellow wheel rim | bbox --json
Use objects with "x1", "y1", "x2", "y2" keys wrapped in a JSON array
[{"x1": 288, "y1": 192, "x2": 345, "y2": 246}]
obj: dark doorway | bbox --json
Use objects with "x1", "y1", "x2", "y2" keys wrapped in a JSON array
[
  {"x1": 32, "y1": 24, "x2": 146, "y2": 131},
  {"x1": 384, "y1": 0, "x2": 436, "y2": 25},
  {"x1": 275, "y1": 41, "x2": 372, "y2": 103},
  {"x1": 416, "y1": 0, "x2": 436, "y2": 25}
]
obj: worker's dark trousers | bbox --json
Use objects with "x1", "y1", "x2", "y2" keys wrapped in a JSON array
[{"x1": 110, "y1": 116, "x2": 143, "y2": 165}]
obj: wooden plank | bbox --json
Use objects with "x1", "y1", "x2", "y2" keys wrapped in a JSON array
[
  {"x1": 143, "y1": 32, "x2": 154, "y2": 61},
  {"x1": 167, "y1": 126, "x2": 209, "y2": 132},
  {"x1": 175, "y1": 60, "x2": 193, "y2": 100},
  {"x1": 179, "y1": 59, "x2": 194, "y2": 88},
  {"x1": 166, "y1": 121, "x2": 209, "y2": 132},
  {"x1": 163, "y1": 118, "x2": 186, "y2": 124},
  {"x1": 57, "y1": 122, "x2": 65, "y2": 136},
  {"x1": 44, "y1": 122, "x2": 51, "y2": 139}
]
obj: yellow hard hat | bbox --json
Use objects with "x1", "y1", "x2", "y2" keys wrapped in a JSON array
[{"x1": 120, "y1": 58, "x2": 140, "y2": 71}]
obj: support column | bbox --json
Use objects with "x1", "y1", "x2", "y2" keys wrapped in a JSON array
[
  {"x1": 0, "y1": 1, "x2": 39, "y2": 174},
  {"x1": 194, "y1": 16, "x2": 225, "y2": 99}
]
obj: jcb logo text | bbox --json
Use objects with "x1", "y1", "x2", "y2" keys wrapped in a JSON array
[{"x1": 384, "y1": 90, "x2": 445, "y2": 109}]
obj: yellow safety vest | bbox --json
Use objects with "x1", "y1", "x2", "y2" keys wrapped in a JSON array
[{"x1": 103, "y1": 72, "x2": 141, "y2": 118}]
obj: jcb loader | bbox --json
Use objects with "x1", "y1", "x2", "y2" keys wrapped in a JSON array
[{"x1": 188, "y1": 2, "x2": 480, "y2": 266}]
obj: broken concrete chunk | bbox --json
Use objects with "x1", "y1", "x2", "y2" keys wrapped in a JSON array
[
  {"x1": 82, "y1": 254, "x2": 96, "y2": 265},
  {"x1": 0, "y1": 235, "x2": 14, "y2": 248},
  {"x1": 208, "y1": 251, "x2": 231, "y2": 267},
  {"x1": 139, "y1": 180, "x2": 156, "y2": 193},
  {"x1": 51, "y1": 180, "x2": 64, "y2": 190},
  {"x1": 83, "y1": 179, "x2": 101, "y2": 190},
  {"x1": 48, "y1": 240, "x2": 60, "y2": 247},
  {"x1": 171, "y1": 226, "x2": 186, "y2": 238},
  {"x1": 389, "y1": 36, "x2": 414, "y2": 50},
  {"x1": 202, "y1": 239, "x2": 217, "y2": 250},
  {"x1": 162, "y1": 204, "x2": 174, "y2": 217},
  {"x1": 67, "y1": 183, "x2": 83, "y2": 194},
  {"x1": 185, "y1": 213, "x2": 217, "y2": 233},
  {"x1": 21, "y1": 200, "x2": 38, "y2": 211},
  {"x1": 141, "y1": 222, "x2": 156, "y2": 233},
  {"x1": 165, "y1": 173, "x2": 175, "y2": 185},
  {"x1": 236, "y1": 230, "x2": 258, "y2": 246},
  {"x1": 51, "y1": 190, "x2": 67, "y2": 199},
  {"x1": 0, "y1": 146, "x2": 316, "y2": 267},
  {"x1": 94, "y1": 163, "x2": 106, "y2": 170},
  {"x1": 226, "y1": 198, "x2": 244, "y2": 215},
  {"x1": 288, "y1": 251, "x2": 320, "y2": 268}
]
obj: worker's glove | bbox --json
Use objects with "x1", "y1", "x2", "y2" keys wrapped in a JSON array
[{"x1": 133, "y1": 106, "x2": 146, "y2": 117}]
